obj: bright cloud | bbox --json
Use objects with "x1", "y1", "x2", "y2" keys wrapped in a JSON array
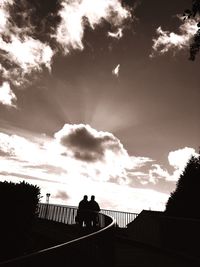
[
  {"x1": 0, "y1": 124, "x2": 169, "y2": 212},
  {"x1": 167, "y1": 147, "x2": 198, "y2": 181},
  {"x1": 54, "y1": 0, "x2": 131, "y2": 54},
  {"x1": 108, "y1": 28, "x2": 123, "y2": 39},
  {"x1": 1, "y1": 126, "x2": 196, "y2": 212},
  {"x1": 54, "y1": 123, "x2": 133, "y2": 183},
  {"x1": 127, "y1": 147, "x2": 199, "y2": 189},
  {"x1": 139, "y1": 147, "x2": 198, "y2": 184},
  {"x1": 112, "y1": 64, "x2": 120, "y2": 77},
  {"x1": 0, "y1": 124, "x2": 134, "y2": 185},
  {"x1": 168, "y1": 147, "x2": 197, "y2": 169},
  {"x1": 149, "y1": 164, "x2": 171, "y2": 184},
  {"x1": 129, "y1": 156, "x2": 153, "y2": 169},
  {"x1": 1, "y1": 36, "x2": 53, "y2": 73},
  {"x1": 0, "y1": 0, "x2": 12, "y2": 33},
  {"x1": 0, "y1": 82, "x2": 17, "y2": 107},
  {"x1": 0, "y1": 0, "x2": 54, "y2": 88},
  {"x1": 151, "y1": 17, "x2": 199, "y2": 56}
]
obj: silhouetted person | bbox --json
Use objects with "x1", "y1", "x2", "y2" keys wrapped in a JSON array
[
  {"x1": 77, "y1": 195, "x2": 89, "y2": 227},
  {"x1": 88, "y1": 195, "x2": 100, "y2": 227}
]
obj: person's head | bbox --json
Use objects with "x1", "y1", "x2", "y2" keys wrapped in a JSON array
[
  {"x1": 83, "y1": 195, "x2": 88, "y2": 201},
  {"x1": 91, "y1": 195, "x2": 95, "y2": 201}
]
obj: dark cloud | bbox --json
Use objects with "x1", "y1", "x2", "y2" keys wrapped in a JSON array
[
  {"x1": 54, "y1": 190, "x2": 69, "y2": 201},
  {"x1": 61, "y1": 126, "x2": 103, "y2": 153},
  {"x1": 0, "y1": 150, "x2": 11, "y2": 157},
  {"x1": 8, "y1": 0, "x2": 61, "y2": 43},
  {"x1": 58, "y1": 124, "x2": 124, "y2": 162},
  {"x1": 73, "y1": 151, "x2": 100, "y2": 162}
]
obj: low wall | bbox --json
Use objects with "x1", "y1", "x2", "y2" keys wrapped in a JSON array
[{"x1": 127, "y1": 210, "x2": 200, "y2": 260}]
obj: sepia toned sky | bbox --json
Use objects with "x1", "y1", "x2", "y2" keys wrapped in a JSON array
[{"x1": 0, "y1": 0, "x2": 199, "y2": 212}]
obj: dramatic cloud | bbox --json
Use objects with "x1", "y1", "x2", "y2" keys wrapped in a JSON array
[
  {"x1": 132, "y1": 147, "x2": 198, "y2": 186},
  {"x1": 126, "y1": 148, "x2": 199, "y2": 192},
  {"x1": 0, "y1": 126, "x2": 157, "y2": 211},
  {"x1": 55, "y1": 0, "x2": 131, "y2": 54},
  {"x1": 0, "y1": 0, "x2": 132, "y2": 106},
  {"x1": 1, "y1": 127, "x2": 195, "y2": 212},
  {"x1": 54, "y1": 190, "x2": 69, "y2": 201},
  {"x1": 0, "y1": 82, "x2": 17, "y2": 107},
  {"x1": 0, "y1": 125, "x2": 133, "y2": 186},
  {"x1": 112, "y1": 64, "x2": 120, "y2": 77},
  {"x1": 151, "y1": 17, "x2": 199, "y2": 56},
  {"x1": 0, "y1": 0, "x2": 54, "y2": 88},
  {"x1": 55, "y1": 123, "x2": 130, "y2": 163},
  {"x1": 0, "y1": 35, "x2": 53, "y2": 73},
  {"x1": 126, "y1": 158, "x2": 173, "y2": 193}
]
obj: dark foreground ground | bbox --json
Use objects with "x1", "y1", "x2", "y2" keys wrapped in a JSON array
[
  {"x1": 33, "y1": 220, "x2": 200, "y2": 267},
  {"x1": 2, "y1": 219, "x2": 200, "y2": 267}
]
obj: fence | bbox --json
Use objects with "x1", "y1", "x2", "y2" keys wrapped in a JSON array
[
  {"x1": 101, "y1": 208, "x2": 138, "y2": 228},
  {"x1": 38, "y1": 203, "x2": 138, "y2": 227}
]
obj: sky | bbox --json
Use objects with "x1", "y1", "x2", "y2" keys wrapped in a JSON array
[{"x1": 0, "y1": 0, "x2": 200, "y2": 213}]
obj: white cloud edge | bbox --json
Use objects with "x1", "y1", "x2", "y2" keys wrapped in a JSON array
[
  {"x1": 151, "y1": 16, "x2": 199, "y2": 57},
  {"x1": 0, "y1": 81, "x2": 17, "y2": 108},
  {"x1": 112, "y1": 64, "x2": 120, "y2": 77}
]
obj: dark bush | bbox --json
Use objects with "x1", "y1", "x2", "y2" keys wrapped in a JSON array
[{"x1": 0, "y1": 180, "x2": 41, "y2": 260}]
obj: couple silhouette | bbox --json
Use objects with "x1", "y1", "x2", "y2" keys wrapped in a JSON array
[{"x1": 76, "y1": 195, "x2": 100, "y2": 228}]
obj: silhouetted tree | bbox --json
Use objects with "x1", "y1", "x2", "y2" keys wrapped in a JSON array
[
  {"x1": 165, "y1": 154, "x2": 200, "y2": 218},
  {"x1": 0, "y1": 180, "x2": 41, "y2": 260},
  {"x1": 184, "y1": 0, "x2": 200, "y2": 60}
]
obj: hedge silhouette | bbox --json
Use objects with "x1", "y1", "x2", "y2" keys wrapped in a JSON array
[
  {"x1": 165, "y1": 154, "x2": 200, "y2": 218},
  {"x1": 0, "y1": 180, "x2": 41, "y2": 261}
]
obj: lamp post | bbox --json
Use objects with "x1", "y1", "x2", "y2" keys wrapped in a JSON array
[
  {"x1": 45, "y1": 193, "x2": 51, "y2": 219},
  {"x1": 46, "y1": 193, "x2": 51, "y2": 204}
]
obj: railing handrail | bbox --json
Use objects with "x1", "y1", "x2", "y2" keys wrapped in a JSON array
[
  {"x1": 39, "y1": 202, "x2": 138, "y2": 227},
  {"x1": 0, "y1": 210, "x2": 115, "y2": 266},
  {"x1": 0, "y1": 215, "x2": 115, "y2": 265},
  {"x1": 40, "y1": 202, "x2": 138, "y2": 215}
]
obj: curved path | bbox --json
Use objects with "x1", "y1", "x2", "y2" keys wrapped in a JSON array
[{"x1": 0, "y1": 213, "x2": 115, "y2": 267}]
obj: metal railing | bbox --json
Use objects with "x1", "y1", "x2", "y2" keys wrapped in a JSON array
[
  {"x1": 101, "y1": 208, "x2": 138, "y2": 228},
  {"x1": 0, "y1": 204, "x2": 116, "y2": 267},
  {"x1": 38, "y1": 203, "x2": 77, "y2": 224},
  {"x1": 38, "y1": 203, "x2": 138, "y2": 227}
]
